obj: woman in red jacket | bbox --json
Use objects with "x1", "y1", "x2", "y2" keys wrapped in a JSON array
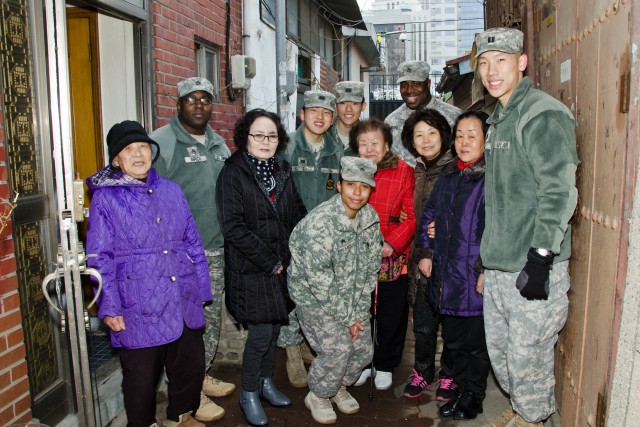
[{"x1": 351, "y1": 118, "x2": 416, "y2": 391}]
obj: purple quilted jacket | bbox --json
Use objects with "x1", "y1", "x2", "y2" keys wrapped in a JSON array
[{"x1": 86, "y1": 166, "x2": 212, "y2": 349}]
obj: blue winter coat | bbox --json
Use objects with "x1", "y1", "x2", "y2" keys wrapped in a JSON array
[
  {"x1": 414, "y1": 159, "x2": 485, "y2": 316},
  {"x1": 86, "y1": 166, "x2": 212, "y2": 349}
]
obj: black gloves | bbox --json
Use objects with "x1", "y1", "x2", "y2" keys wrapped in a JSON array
[{"x1": 515, "y1": 248, "x2": 554, "y2": 300}]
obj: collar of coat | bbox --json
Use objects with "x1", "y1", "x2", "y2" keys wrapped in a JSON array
[
  {"x1": 377, "y1": 149, "x2": 399, "y2": 170},
  {"x1": 86, "y1": 164, "x2": 158, "y2": 192},
  {"x1": 226, "y1": 150, "x2": 292, "y2": 198},
  {"x1": 170, "y1": 115, "x2": 225, "y2": 149},
  {"x1": 442, "y1": 156, "x2": 486, "y2": 180},
  {"x1": 488, "y1": 77, "x2": 532, "y2": 125}
]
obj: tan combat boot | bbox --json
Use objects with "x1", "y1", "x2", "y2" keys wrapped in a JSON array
[
  {"x1": 511, "y1": 414, "x2": 543, "y2": 427},
  {"x1": 300, "y1": 340, "x2": 316, "y2": 364},
  {"x1": 285, "y1": 345, "x2": 308, "y2": 387},
  {"x1": 202, "y1": 374, "x2": 235, "y2": 397},
  {"x1": 193, "y1": 392, "x2": 225, "y2": 422},
  {"x1": 483, "y1": 406, "x2": 516, "y2": 427},
  {"x1": 305, "y1": 391, "x2": 337, "y2": 424},
  {"x1": 330, "y1": 386, "x2": 359, "y2": 414}
]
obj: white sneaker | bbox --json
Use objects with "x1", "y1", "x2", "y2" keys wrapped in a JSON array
[
  {"x1": 330, "y1": 386, "x2": 359, "y2": 414},
  {"x1": 374, "y1": 371, "x2": 392, "y2": 390},
  {"x1": 304, "y1": 391, "x2": 337, "y2": 424},
  {"x1": 354, "y1": 368, "x2": 371, "y2": 386}
]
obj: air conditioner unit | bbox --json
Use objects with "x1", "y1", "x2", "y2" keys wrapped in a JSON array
[{"x1": 231, "y1": 55, "x2": 256, "y2": 90}]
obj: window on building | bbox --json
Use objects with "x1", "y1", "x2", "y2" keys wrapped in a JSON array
[
  {"x1": 431, "y1": 58, "x2": 439, "y2": 65},
  {"x1": 260, "y1": 0, "x2": 276, "y2": 27},
  {"x1": 287, "y1": 0, "x2": 299, "y2": 38},
  {"x1": 445, "y1": 7, "x2": 455, "y2": 13},
  {"x1": 195, "y1": 40, "x2": 221, "y2": 103}
]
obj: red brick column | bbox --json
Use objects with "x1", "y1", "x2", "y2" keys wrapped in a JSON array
[
  {"x1": 152, "y1": 0, "x2": 245, "y2": 150},
  {"x1": 0, "y1": 108, "x2": 31, "y2": 425}
]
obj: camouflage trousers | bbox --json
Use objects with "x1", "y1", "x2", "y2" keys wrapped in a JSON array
[
  {"x1": 483, "y1": 261, "x2": 569, "y2": 423},
  {"x1": 204, "y1": 253, "x2": 225, "y2": 371},
  {"x1": 277, "y1": 310, "x2": 304, "y2": 348},
  {"x1": 297, "y1": 306, "x2": 373, "y2": 398}
]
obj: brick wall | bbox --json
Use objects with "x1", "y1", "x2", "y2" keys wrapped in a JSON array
[
  {"x1": 319, "y1": 59, "x2": 341, "y2": 94},
  {"x1": 0, "y1": 108, "x2": 31, "y2": 425},
  {"x1": 152, "y1": 0, "x2": 245, "y2": 148},
  {"x1": 152, "y1": 0, "x2": 248, "y2": 365}
]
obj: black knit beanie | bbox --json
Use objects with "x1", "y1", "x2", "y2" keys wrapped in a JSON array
[{"x1": 106, "y1": 120, "x2": 160, "y2": 164}]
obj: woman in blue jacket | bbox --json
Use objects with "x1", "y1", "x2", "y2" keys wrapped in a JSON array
[
  {"x1": 86, "y1": 121, "x2": 212, "y2": 427},
  {"x1": 414, "y1": 110, "x2": 490, "y2": 421}
]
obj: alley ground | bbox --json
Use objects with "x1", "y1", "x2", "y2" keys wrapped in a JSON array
[{"x1": 108, "y1": 311, "x2": 562, "y2": 427}]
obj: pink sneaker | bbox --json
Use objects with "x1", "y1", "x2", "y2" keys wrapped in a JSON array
[
  {"x1": 403, "y1": 369, "x2": 431, "y2": 398},
  {"x1": 436, "y1": 375, "x2": 458, "y2": 401}
]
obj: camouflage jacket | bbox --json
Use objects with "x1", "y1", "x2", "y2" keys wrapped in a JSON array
[
  {"x1": 288, "y1": 194, "x2": 383, "y2": 327},
  {"x1": 385, "y1": 97, "x2": 461, "y2": 167}
]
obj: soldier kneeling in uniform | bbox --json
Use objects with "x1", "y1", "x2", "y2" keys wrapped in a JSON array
[{"x1": 287, "y1": 157, "x2": 384, "y2": 424}]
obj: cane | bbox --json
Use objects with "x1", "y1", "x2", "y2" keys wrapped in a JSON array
[{"x1": 368, "y1": 281, "x2": 379, "y2": 402}]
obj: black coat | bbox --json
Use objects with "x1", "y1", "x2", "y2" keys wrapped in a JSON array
[{"x1": 216, "y1": 151, "x2": 307, "y2": 324}]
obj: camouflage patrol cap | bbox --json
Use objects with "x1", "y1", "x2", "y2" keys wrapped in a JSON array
[
  {"x1": 304, "y1": 90, "x2": 336, "y2": 113},
  {"x1": 177, "y1": 77, "x2": 215, "y2": 98},
  {"x1": 335, "y1": 81, "x2": 365, "y2": 103},
  {"x1": 341, "y1": 157, "x2": 377, "y2": 187},
  {"x1": 397, "y1": 61, "x2": 431, "y2": 83},
  {"x1": 472, "y1": 28, "x2": 524, "y2": 68}
]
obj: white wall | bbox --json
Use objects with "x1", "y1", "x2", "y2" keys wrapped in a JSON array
[
  {"x1": 98, "y1": 14, "x2": 138, "y2": 159},
  {"x1": 346, "y1": 45, "x2": 372, "y2": 118},
  {"x1": 242, "y1": 0, "x2": 299, "y2": 131}
]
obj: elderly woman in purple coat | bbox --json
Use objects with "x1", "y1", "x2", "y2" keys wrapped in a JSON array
[
  {"x1": 86, "y1": 121, "x2": 212, "y2": 427},
  {"x1": 414, "y1": 110, "x2": 490, "y2": 422}
]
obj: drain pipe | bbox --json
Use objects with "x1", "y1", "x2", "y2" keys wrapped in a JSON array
[
  {"x1": 241, "y1": 0, "x2": 251, "y2": 109},
  {"x1": 275, "y1": 0, "x2": 287, "y2": 117}
]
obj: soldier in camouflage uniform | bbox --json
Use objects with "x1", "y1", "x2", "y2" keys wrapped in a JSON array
[
  {"x1": 151, "y1": 77, "x2": 234, "y2": 423},
  {"x1": 474, "y1": 28, "x2": 579, "y2": 427},
  {"x1": 279, "y1": 90, "x2": 344, "y2": 388},
  {"x1": 330, "y1": 81, "x2": 367, "y2": 156},
  {"x1": 288, "y1": 157, "x2": 383, "y2": 424},
  {"x1": 385, "y1": 60, "x2": 461, "y2": 167}
]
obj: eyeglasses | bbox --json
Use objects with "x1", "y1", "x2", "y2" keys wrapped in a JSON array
[
  {"x1": 182, "y1": 96, "x2": 213, "y2": 106},
  {"x1": 249, "y1": 134, "x2": 279, "y2": 143}
]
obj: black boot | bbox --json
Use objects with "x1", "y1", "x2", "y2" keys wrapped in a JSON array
[
  {"x1": 453, "y1": 391, "x2": 483, "y2": 420},
  {"x1": 259, "y1": 377, "x2": 292, "y2": 407},
  {"x1": 439, "y1": 390, "x2": 462, "y2": 417}
]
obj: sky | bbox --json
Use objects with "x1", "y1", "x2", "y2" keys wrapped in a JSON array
[{"x1": 356, "y1": 0, "x2": 371, "y2": 11}]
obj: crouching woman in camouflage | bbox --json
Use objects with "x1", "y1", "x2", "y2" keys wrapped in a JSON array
[
  {"x1": 216, "y1": 109, "x2": 307, "y2": 426},
  {"x1": 288, "y1": 157, "x2": 384, "y2": 424}
]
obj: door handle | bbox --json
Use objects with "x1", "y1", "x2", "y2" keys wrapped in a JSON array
[
  {"x1": 41, "y1": 243, "x2": 103, "y2": 328},
  {"x1": 83, "y1": 267, "x2": 102, "y2": 309},
  {"x1": 42, "y1": 271, "x2": 64, "y2": 315}
]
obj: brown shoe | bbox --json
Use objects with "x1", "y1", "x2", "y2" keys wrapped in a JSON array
[
  {"x1": 483, "y1": 406, "x2": 516, "y2": 427},
  {"x1": 163, "y1": 413, "x2": 205, "y2": 427},
  {"x1": 285, "y1": 345, "x2": 308, "y2": 388}
]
